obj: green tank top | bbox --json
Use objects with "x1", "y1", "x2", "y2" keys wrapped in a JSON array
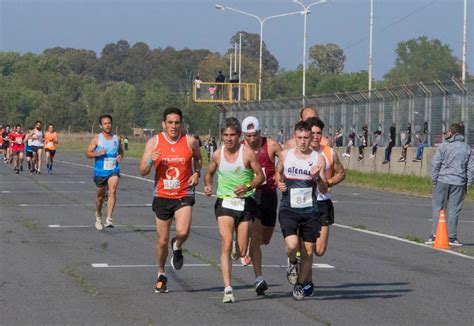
[{"x1": 217, "y1": 145, "x2": 255, "y2": 198}]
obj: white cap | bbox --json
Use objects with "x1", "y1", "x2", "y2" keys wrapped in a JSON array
[{"x1": 242, "y1": 116, "x2": 260, "y2": 133}]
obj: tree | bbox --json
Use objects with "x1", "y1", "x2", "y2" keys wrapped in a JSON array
[
  {"x1": 308, "y1": 43, "x2": 345, "y2": 75},
  {"x1": 384, "y1": 36, "x2": 461, "y2": 84}
]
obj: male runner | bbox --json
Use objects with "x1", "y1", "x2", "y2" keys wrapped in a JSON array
[
  {"x1": 86, "y1": 114, "x2": 123, "y2": 231},
  {"x1": 284, "y1": 107, "x2": 330, "y2": 149},
  {"x1": 24, "y1": 127, "x2": 35, "y2": 173},
  {"x1": 2, "y1": 125, "x2": 11, "y2": 163},
  {"x1": 140, "y1": 107, "x2": 202, "y2": 294},
  {"x1": 9, "y1": 124, "x2": 26, "y2": 174},
  {"x1": 275, "y1": 121, "x2": 327, "y2": 300},
  {"x1": 30, "y1": 120, "x2": 44, "y2": 174},
  {"x1": 204, "y1": 117, "x2": 264, "y2": 303},
  {"x1": 241, "y1": 116, "x2": 282, "y2": 296},
  {"x1": 44, "y1": 124, "x2": 58, "y2": 174},
  {"x1": 303, "y1": 117, "x2": 346, "y2": 296}
]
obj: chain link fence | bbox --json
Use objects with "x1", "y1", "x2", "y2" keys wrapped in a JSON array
[{"x1": 219, "y1": 79, "x2": 473, "y2": 147}]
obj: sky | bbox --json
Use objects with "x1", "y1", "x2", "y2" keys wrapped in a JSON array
[{"x1": 0, "y1": 0, "x2": 472, "y2": 80}]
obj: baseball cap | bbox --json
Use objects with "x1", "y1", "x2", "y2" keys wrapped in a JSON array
[{"x1": 242, "y1": 116, "x2": 260, "y2": 133}]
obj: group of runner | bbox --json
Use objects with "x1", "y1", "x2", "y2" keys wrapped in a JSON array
[
  {"x1": 0, "y1": 121, "x2": 58, "y2": 175},
  {"x1": 86, "y1": 106, "x2": 345, "y2": 303}
]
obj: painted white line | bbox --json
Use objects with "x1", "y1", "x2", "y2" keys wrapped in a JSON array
[
  {"x1": 334, "y1": 223, "x2": 474, "y2": 260},
  {"x1": 2, "y1": 190, "x2": 88, "y2": 194},
  {"x1": 91, "y1": 263, "x2": 335, "y2": 269},
  {"x1": 49, "y1": 224, "x2": 217, "y2": 229},
  {"x1": 1, "y1": 191, "x2": 11, "y2": 193},
  {"x1": 0, "y1": 181, "x2": 86, "y2": 184},
  {"x1": 20, "y1": 204, "x2": 151, "y2": 207},
  {"x1": 427, "y1": 218, "x2": 474, "y2": 224}
]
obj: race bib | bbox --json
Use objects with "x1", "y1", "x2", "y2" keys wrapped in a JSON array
[
  {"x1": 222, "y1": 198, "x2": 245, "y2": 211},
  {"x1": 163, "y1": 179, "x2": 180, "y2": 190},
  {"x1": 47, "y1": 141, "x2": 54, "y2": 148},
  {"x1": 16, "y1": 138, "x2": 23, "y2": 144},
  {"x1": 290, "y1": 188, "x2": 313, "y2": 208},
  {"x1": 103, "y1": 157, "x2": 116, "y2": 170}
]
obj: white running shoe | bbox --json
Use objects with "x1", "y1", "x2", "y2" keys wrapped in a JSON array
[
  {"x1": 222, "y1": 287, "x2": 235, "y2": 303},
  {"x1": 104, "y1": 217, "x2": 114, "y2": 228}
]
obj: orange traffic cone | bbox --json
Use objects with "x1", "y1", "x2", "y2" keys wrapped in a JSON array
[{"x1": 433, "y1": 209, "x2": 450, "y2": 249}]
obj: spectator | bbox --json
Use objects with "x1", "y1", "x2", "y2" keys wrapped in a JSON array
[
  {"x1": 370, "y1": 130, "x2": 382, "y2": 159},
  {"x1": 123, "y1": 136, "x2": 129, "y2": 151},
  {"x1": 425, "y1": 123, "x2": 473, "y2": 246},
  {"x1": 194, "y1": 76, "x2": 202, "y2": 99},
  {"x1": 383, "y1": 123, "x2": 396, "y2": 164},
  {"x1": 215, "y1": 71, "x2": 226, "y2": 99},
  {"x1": 398, "y1": 122, "x2": 412, "y2": 162},
  {"x1": 342, "y1": 127, "x2": 356, "y2": 157},
  {"x1": 358, "y1": 125, "x2": 368, "y2": 161},
  {"x1": 208, "y1": 85, "x2": 216, "y2": 100},
  {"x1": 413, "y1": 126, "x2": 428, "y2": 162},
  {"x1": 334, "y1": 129, "x2": 343, "y2": 147},
  {"x1": 229, "y1": 71, "x2": 239, "y2": 101},
  {"x1": 277, "y1": 129, "x2": 285, "y2": 145}
]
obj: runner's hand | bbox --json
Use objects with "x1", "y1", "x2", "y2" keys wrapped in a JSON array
[
  {"x1": 188, "y1": 173, "x2": 199, "y2": 187},
  {"x1": 96, "y1": 149, "x2": 106, "y2": 157},
  {"x1": 234, "y1": 185, "x2": 247, "y2": 198},
  {"x1": 204, "y1": 184, "x2": 213, "y2": 196},
  {"x1": 277, "y1": 180, "x2": 287, "y2": 192},
  {"x1": 151, "y1": 150, "x2": 160, "y2": 162},
  {"x1": 310, "y1": 164, "x2": 322, "y2": 177},
  {"x1": 117, "y1": 154, "x2": 123, "y2": 162}
]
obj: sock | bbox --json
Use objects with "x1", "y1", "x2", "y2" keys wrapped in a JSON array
[
  {"x1": 173, "y1": 240, "x2": 180, "y2": 251},
  {"x1": 157, "y1": 272, "x2": 166, "y2": 278},
  {"x1": 224, "y1": 286, "x2": 232, "y2": 293},
  {"x1": 255, "y1": 276, "x2": 264, "y2": 283}
]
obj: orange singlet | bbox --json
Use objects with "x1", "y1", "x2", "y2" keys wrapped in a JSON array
[{"x1": 153, "y1": 132, "x2": 194, "y2": 199}]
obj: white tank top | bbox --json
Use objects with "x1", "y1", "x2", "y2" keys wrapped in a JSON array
[{"x1": 30, "y1": 130, "x2": 44, "y2": 147}]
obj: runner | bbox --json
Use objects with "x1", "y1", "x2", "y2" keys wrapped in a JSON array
[
  {"x1": 241, "y1": 116, "x2": 282, "y2": 296},
  {"x1": 9, "y1": 124, "x2": 26, "y2": 174},
  {"x1": 284, "y1": 107, "x2": 330, "y2": 149},
  {"x1": 44, "y1": 124, "x2": 58, "y2": 174},
  {"x1": 303, "y1": 117, "x2": 346, "y2": 296},
  {"x1": 24, "y1": 127, "x2": 35, "y2": 173},
  {"x1": 204, "y1": 117, "x2": 264, "y2": 303},
  {"x1": 0, "y1": 124, "x2": 4, "y2": 159},
  {"x1": 86, "y1": 114, "x2": 123, "y2": 231},
  {"x1": 275, "y1": 120, "x2": 328, "y2": 301},
  {"x1": 2, "y1": 125, "x2": 11, "y2": 163},
  {"x1": 30, "y1": 120, "x2": 44, "y2": 174},
  {"x1": 139, "y1": 107, "x2": 202, "y2": 294}
]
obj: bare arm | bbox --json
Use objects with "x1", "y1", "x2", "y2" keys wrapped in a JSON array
[
  {"x1": 283, "y1": 138, "x2": 295, "y2": 150},
  {"x1": 85, "y1": 135, "x2": 102, "y2": 159},
  {"x1": 267, "y1": 137, "x2": 282, "y2": 162},
  {"x1": 314, "y1": 155, "x2": 328, "y2": 194},
  {"x1": 188, "y1": 135, "x2": 203, "y2": 186},
  {"x1": 139, "y1": 136, "x2": 159, "y2": 176},
  {"x1": 329, "y1": 150, "x2": 346, "y2": 187},
  {"x1": 204, "y1": 149, "x2": 220, "y2": 196},
  {"x1": 275, "y1": 150, "x2": 287, "y2": 192},
  {"x1": 117, "y1": 142, "x2": 124, "y2": 162}
]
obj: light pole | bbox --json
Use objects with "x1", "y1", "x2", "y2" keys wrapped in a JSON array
[
  {"x1": 368, "y1": 0, "x2": 374, "y2": 97},
  {"x1": 461, "y1": 0, "x2": 468, "y2": 84},
  {"x1": 216, "y1": 4, "x2": 304, "y2": 101},
  {"x1": 292, "y1": 0, "x2": 327, "y2": 106}
]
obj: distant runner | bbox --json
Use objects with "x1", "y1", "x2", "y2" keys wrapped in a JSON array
[{"x1": 44, "y1": 124, "x2": 58, "y2": 174}]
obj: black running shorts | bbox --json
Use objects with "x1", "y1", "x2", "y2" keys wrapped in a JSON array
[
  {"x1": 93, "y1": 172, "x2": 120, "y2": 188},
  {"x1": 254, "y1": 190, "x2": 278, "y2": 227},
  {"x1": 26, "y1": 151, "x2": 33, "y2": 158},
  {"x1": 214, "y1": 197, "x2": 256, "y2": 225},
  {"x1": 30, "y1": 145, "x2": 43, "y2": 153},
  {"x1": 318, "y1": 199, "x2": 335, "y2": 226},
  {"x1": 279, "y1": 209, "x2": 321, "y2": 243},
  {"x1": 45, "y1": 149, "x2": 56, "y2": 157},
  {"x1": 153, "y1": 196, "x2": 195, "y2": 221}
]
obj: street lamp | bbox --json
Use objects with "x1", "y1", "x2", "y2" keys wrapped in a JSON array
[
  {"x1": 292, "y1": 0, "x2": 327, "y2": 105},
  {"x1": 216, "y1": 4, "x2": 304, "y2": 101}
]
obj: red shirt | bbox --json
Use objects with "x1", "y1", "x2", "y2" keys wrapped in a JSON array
[{"x1": 9, "y1": 132, "x2": 25, "y2": 152}]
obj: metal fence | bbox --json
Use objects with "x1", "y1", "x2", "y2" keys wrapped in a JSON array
[{"x1": 220, "y1": 79, "x2": 474, "y2": 146}]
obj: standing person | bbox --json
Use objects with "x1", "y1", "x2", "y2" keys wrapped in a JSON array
[
  {"x1": 303, "y1": 117, "x2": 345, "y2": 296},
  {"x1": 194, "y1": 75, "x2": 202, "y2": 99},
  {"x1": 9, "y1": 124, "x2": 26, "y2": 174},
  {"x1": 241, "y1": 116, "x2": 282, "y2": 296},
  {"x1": 215, "y1": 70, "x2": 226, "y2": 100},
  {"x1": 30, "y1": 120, "x2": 44, "y2": 174},
  {"x1": 425, "y1": 123, "x2": 473, "y2": 246},
  {"x1": 123, "y1": 136, "x2": 129, "y2": 151},
  {"x1": 229, "y1": 71, "x2": 239, "y2": 101},
  {"x1": 24, "y1": 127, "x2": 35, "y2": 173},
  {"x1": 275, "y1": 121, "x2": 328, "y2": 301},
  {"x1": 2, "y1": 125, "x2": 11, "y2": 163},
  {"x1": 139, "y1": 107, "x2": 202, "y2": 294},
  {"x1": 86, "y1": 114, "x2": 123, "y2": 231},
  {"x1": 44, "y1": 124, "x2": 58, "y2": 174},
  {"x1": 204, "y1": 117, "x2": 264, "y2": 303},
  {"x1": 383, "y1": 123, "x2": 396, "y2": 164}
]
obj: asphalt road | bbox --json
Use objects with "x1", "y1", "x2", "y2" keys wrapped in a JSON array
[{"x1": 1, "y1": 153, "x2": 473, "y2": 325}]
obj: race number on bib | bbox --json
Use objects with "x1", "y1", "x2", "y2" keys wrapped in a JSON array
[
  {"x1": 222, "y1": 198, "x2": 245, "y2": 211},
  {"x1": 290, "y1": 188, "x2": 313, "y2": 208},
  {"x1": 163, "y1": 179, "x2": 180, "y2": 190},
  {"x1": 47, "y1": 141, "x2": 54, "y2": 148},
  {"x1": 103, "y1": 157, "x2": 117, "y2": 170},
  {"x1": 16, "y1": 138, "x2": 23, "y2": 144}
]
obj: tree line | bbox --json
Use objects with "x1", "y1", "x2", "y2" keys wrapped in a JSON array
[{"x1": 0, "y1": 34, "x2": 463, "y2": 134}]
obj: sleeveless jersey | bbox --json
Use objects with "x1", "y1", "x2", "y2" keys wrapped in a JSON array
[
  {"x1": 317, "y1": 145, "x2": 334, "y2": 201},
  {"x1": 217, "y1": 145, "x2": 255, "y2": 199},
  {"x1": 44, "y1": 132, "x2": 58, "y2": 150},
  {"x1": 94, "y1": 133, "x2": 120, "y2": 177},
  {"x1": 254, "y1": 137, "x2": 276, "y2": 192},
  {"x1": 30, "y1": 130, "x2": 44, "y2": 147},
  {"x1": 154, "y1": 132, "x2": 194, "y2": 199},
  {"x1": 10, "y1": 132, "x2": 25, "y2": 152},
  {"x1": 279, "y1": 148, "x2": 320, "y2": 215}
]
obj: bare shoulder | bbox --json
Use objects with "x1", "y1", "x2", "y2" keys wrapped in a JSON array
[{"x1": 284, "y1": 138, "x2": 295, "y2": 150}]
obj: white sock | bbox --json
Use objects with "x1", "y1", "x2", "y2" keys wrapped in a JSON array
[
  {"x1": 224, "y1": 286, "x2": 232, "y2": 293},
  {"x1": 256, "y1": 276, "x2": 264, "y2": 283},
  {"x1": 157, "y1": 272, "x2": 166, "y2": 278},
  {"x1": 173, "y1": 240, "x2": 180, "y2": 251}
]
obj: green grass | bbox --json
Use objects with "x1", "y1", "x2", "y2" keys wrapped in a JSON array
[{"x1": 345, "y1": 170, "x2": 474, "y2": 202}]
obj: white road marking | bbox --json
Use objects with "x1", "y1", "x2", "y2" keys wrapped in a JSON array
[
  {"x1": 334, "y1": 223, "x2": 474, "y2": 260},
  {"x1": 20, "y1": 204, "x2": 151, "y2": 207},
  {"x1": 91, "y1": 263, "x2": 334, "y2": 269},
  {"x1": 0, "y1": 181, "x2": 86, "y2": 184},
  {"x1": 427, "y1": 218, "x2": 474, "y2": 224},
  {"x1": 2, "y1": 190, "x2": 89, "y2": 194},
  {"x1": 49, "y1": 224, "x2": 217, "y2": 229}
]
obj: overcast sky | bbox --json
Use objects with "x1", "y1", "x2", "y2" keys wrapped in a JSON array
[{"x1": 1, "y1": 0, "x2": 472, "y2": 80}]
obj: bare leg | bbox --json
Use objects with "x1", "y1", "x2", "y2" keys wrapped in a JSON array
[
  {"x1": 155, "y1": 218, "x2": 172, "y2": 274},
  {"x1": 299, "y1": 241, "x2": 315, "y2": 283},
  {"x1": 249, "y1": 220, "x2": 275, "y2": 278},
  {"x1": 173, "y1": 206, "x2": 192, "y2": 249},
  {"x1": 315, "y1": 226, "x2": 330, "y2": 256},
  {"x1": 105, "y1": 176, "x2": 119, "y2": 219},
  {"x1": 218, "y1": 216, "x2": 235, "y2": 288}
]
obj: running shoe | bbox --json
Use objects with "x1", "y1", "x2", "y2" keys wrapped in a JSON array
[
  {"x1": 155, "y1": 274, "x2": 168, "y2": 293},
  {"x1": 449, "y1": 238, "x2": 463, "y2": 247},
  {"x1": 240, "y1": 255, "x2": 251, "y2": 266},
  {"x1": 303, "y1": 281, "x2": 314, "y2": 297},
  {"x1": 95, "y1": 213, "x2": 103, "y2": 231},
  {"x1": 104, "y1": 217, "x2": 114, "y2": 228},
  {"x1": 14, "y1": 168, "x2": 19, "y2": 174},
  {"x1": 293, "y1": 284, "x2": 304, "y2": 301},
  {"x1": 231, "y1": 240, "x2": 239, "y2": 261},
  {"x1": 222, "y1": 287, "x2": 235, "y2": 303},
  {"x1": 286, "y1": 262, "x2": 299, "y2": 285},
  {"x1": 170, "y1": 237, "x2": 184, "y2": 270},
  {"x1": 424, "y1": 235, "x2": 435, "y2": 245},
  {"x1": 255, "y1": 278, "x2": 268, "y2": 296}
]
